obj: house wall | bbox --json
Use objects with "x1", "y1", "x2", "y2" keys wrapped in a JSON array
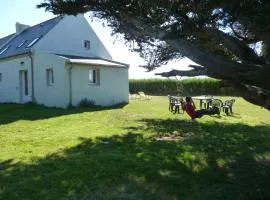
[
  {"x1": 33, "y1": 51, "x2": 69, "y2": 108},
  {"x1": 70, "y1": 63, "x2": 129, "y2": 107},
  {"x1": 34, "y1": 15, "x2": 112, "y2": 60},
  {"x1": 0, "y1": 55, "x2": 32, "y2": 103},
  {"x1": 0, "y1": 51, "x2": 128, "y2": 108}
]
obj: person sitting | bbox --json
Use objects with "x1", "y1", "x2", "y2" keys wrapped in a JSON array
[{"x1": 182, "y1": 96, "x2": 220, "y2": 120}]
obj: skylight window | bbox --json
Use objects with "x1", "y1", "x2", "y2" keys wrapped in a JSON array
[
  {"x1": 26, "y1": 38, "x2": 40, "y2": 47},
  {"x1": 17, "y1": 40, "x2": 27, "y2": 48},
  {"x1": 0, "y1": 46, "x2": 9, "y2": 55}
]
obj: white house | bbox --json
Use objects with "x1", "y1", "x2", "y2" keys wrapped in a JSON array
[{"x1": 0, "y1": 15, "x2": 129, "y2": 108}]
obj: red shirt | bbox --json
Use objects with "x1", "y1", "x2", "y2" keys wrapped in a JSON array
[{"x1": 183, "y1": 103, "x2": 197, "y2": 119}]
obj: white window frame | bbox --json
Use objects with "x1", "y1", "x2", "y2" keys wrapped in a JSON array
[
  {"x1": 88, "y1": 68, "x2": 99, "y2": 85},
  {"x1": 46, "y1": 68, "x2": 54, "y2": 86},
  {"x1": 84, "y1": 40, "x2": 90, "y2": 50},
  {"x1": 17, "y1": 40, "x2": 27, "y2": 48},
  {"x1": 27, "y1": 38, "x2": 40, "y2": 48},
  {"x1": 0, "y1": 46, "x2": 9, "y2": 55}
]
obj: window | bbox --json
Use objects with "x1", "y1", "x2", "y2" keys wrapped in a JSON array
[
  {"x1": 46, "y1": 68, "x2": 54, "y2": 86},
  {"x1": 17, "y1": 40, "x2": 27, "y2": 48},
  {"x1": 0, "y1": 73, "x2": 2, "y2": 83},
  {"x1": 27, "y1": 38, "x2": 40, "y2": 47},
  {"x1": 84, "y1": 40, "x2": 90, "y2": 50},
  {"x1": 0, "y1": 46, "x2": 9, "y2": 55},
  {"x1": 88, "y1": 68, "x2": 99, "y2": 85}
]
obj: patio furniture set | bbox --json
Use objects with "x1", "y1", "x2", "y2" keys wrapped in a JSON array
[{"x1": 168, "y1": 95, "x2": 235, "y2": 115}]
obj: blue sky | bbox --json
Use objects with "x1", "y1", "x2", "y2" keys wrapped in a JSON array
[{"x1": 0, "y1": 0, "x2": 194, "y2": 79}]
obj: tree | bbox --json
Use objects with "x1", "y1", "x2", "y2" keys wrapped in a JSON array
[{"x1": 37, "y1": 0, "x2": 270, "y2": 110}]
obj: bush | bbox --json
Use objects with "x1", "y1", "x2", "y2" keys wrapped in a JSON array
[
  {"x1": 78, "y1": 98, "x2": 96, "y2": 108},
  {"x1": 129, "y1": 78, "x2": 239, "y2": 96}
]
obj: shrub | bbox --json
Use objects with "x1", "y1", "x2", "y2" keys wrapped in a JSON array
[
  {"x1": 129, "y1": 78, "x2": 239, "y2": 96},
  {"x1": 78, "y1": 98, "x2": 96, "y2": 108}
]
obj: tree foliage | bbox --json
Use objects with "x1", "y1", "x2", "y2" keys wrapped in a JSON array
[{"x1": 37, "y1": 0, "x2": 270, "y2": 110}]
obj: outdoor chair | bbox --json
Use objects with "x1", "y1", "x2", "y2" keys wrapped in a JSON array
[
  {"x1": 168, "y1": 95, "x2": 174, "y2": 111},
  {"x1": 138, "y1": 91, "x2": 151, "y2": 100},
  {"x1": 208, "y1": 99, "x2": 223, "y2": 115},
  {"x1": 175, "y1": 96, "x2": 184, "y2": 114},
  {"x1": 168, "y1": 95, "x2": 183, "y2": 114},
  {"x1": 222, "y1": 99, "x2": 235, "y2": 115},
  {"x1": 129, "y1": 93, "x2": 139, "y2": 100}
]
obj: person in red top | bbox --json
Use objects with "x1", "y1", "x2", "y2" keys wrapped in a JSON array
[{"x1": 182, "y1": 96, "x2": 219, "y2": 120}]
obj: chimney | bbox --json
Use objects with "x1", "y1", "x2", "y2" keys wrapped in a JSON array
[{"x1": 15, "y1": 22, "x2": 30, "y2": 33}]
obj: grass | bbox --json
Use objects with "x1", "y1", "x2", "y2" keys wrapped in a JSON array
[{"x1": 0, "y1": 96, "x2": 270, "y2": 200}]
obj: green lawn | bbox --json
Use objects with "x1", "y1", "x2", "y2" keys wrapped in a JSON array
[{"x1": 0, "y1": 96, "x2": 270, "y2": 200}]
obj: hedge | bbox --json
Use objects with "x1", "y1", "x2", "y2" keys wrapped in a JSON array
[{"x1": 129, "y1": 78, "x2": 239, "y2": 96}]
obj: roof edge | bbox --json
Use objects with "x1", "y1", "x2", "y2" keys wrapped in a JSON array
[
  {"x1": 56, "y1": 54, "x2": 129, "y2": 68},
  {"x1": 67, "y1": 59, "x2": 129, "y2": 68},
  {"x1": 0, "y1": 51, "x2": 30, "y2": 60}
]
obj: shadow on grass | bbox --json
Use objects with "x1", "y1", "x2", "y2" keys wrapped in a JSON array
[
  {"x1": 0, "y1": 120, "x2": 270, "y2": 200},
  {"x1": 0, "y1": 103, "x2": 127, "y2": 125}
]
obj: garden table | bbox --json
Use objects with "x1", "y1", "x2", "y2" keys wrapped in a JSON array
[{"x1": 192, "y1": 95, "x2": 214, "y2": 109}]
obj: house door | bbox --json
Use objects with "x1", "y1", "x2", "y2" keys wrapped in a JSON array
[{"x1": 19, "y1": 70, "x2": 30, "y2": 103}]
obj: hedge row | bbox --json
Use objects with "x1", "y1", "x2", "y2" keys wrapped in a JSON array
[{"x1": 129, "y1": 78, "x2": 239, "y2": 96}]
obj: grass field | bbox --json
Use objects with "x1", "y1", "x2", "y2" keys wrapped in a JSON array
[{"x1": 0, "y1": 96, "x2": 270, "y2": 200}]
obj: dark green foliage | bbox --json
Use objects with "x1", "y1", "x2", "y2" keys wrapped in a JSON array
[
  {"x1": 129, "y1": 78, "x2": 239, "y2": 96},
  {"x1": 78, "y1": 98, "x2": 96, "y2": 108}
]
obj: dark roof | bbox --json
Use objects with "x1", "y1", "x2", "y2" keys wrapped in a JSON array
[
  {"x1": 0, "y1": 16, "x2": 63, "y2": 59},
  {"x1": 0, "y1": 34, "x2": 15, "y2": 47}
]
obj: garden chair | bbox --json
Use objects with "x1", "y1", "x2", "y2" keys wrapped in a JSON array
[
  {"x1": 138, "y1": 91, "x2": 151, "y2": 100},
  {"x1": 168, "y1": 95, "x2": 183, "y2": 114},
  {"x1": 208, "y1": 99, "x2": 223, "y2": 115},
  {"x1": 222, "y1": 99, "x2": 235, "y2": 115},
  {"x1": 175, "y1": 96, "x2": 184, "y2": 114},
  {"x1": 168, "y1": 95, "x2": 175, "y2": 111},
  {"x1": 129, "y1": 93, "x2": 139, "y2": 100}
]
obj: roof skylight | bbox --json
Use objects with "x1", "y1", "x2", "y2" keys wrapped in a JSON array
[
  {"x1": 26, "y1": 37, "x2": 40, "y2": 47},
  {"x1": 0, "y1": 46, "x2": 9, "y2": 55},
  {"x1": 17, "y1": 40, "x2": 27, "y2": 48}
]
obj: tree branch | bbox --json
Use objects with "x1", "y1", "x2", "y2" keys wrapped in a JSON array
[
  {"x1": 164, "y1": 38, "x2": 270, "y2": 90},
  {"x1": 229, "y1": 24, "x2": 259, "y2": 44},
  {"x1": 155, "y1": 67, "x2": 207, "y2": 77},
  {"x1": 237, "y1": 84, "x2": 270, "y2": 110},
  {"x1": 201, "y1": 28, "x2": 266, "y2": 65}
]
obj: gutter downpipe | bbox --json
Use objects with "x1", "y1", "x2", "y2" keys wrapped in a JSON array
[
  {"x1": 28, "y1": 51, "x2": 35, "y2": 102},
  {"x1": 68, "y1": 62, "x2": 73, "y2": 106}
]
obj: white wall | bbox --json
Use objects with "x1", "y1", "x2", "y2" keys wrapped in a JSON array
[
  {"x1": 34, "y1": 15, "x2": 112, "y2": 60},
  {"x1": 0, "y1": 55, "x2": 32, "y2": 103},
  {"x1": 33, "y1": 51, "x2": 69, "y2": 108},
  {"x1": 0, "y1": 51, "x2": 128, "y2": 108},
  {"x1": 70, "y1": 64, "x2": 129, "y2": 107}
]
